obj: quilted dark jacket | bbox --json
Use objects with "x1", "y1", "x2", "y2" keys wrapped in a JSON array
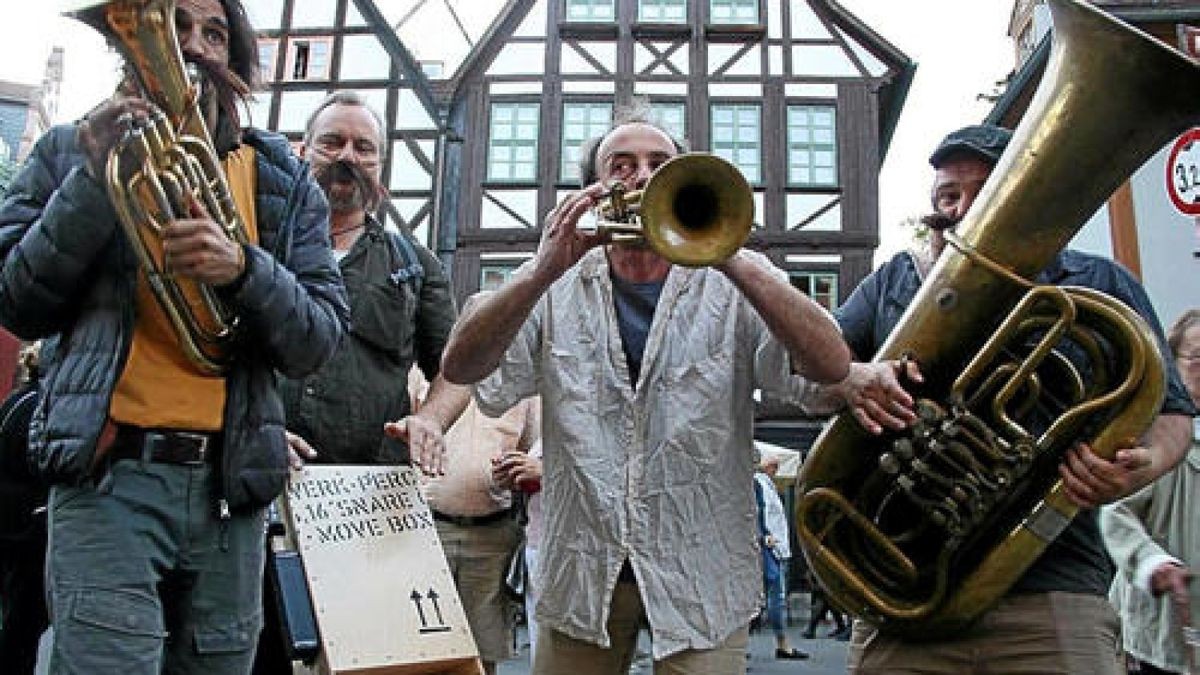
[{"x1": 0, "y1": 124, "x2": 349, "y2": 510}]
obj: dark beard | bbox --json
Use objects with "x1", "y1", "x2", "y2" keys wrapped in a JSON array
[
  {"x1": 185, "y1": 56, "x2": 251, "y2": 155},
  {"x1": 920, "y1": 212, "x2": 958, "y2": 231},
  {"x1": 313, "y1": 160, "x2": 383, "y2": 213}
]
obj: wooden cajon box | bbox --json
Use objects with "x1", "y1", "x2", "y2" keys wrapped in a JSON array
[{"x1": 283, "y1": 465, "x2": 483, "y2": 675}]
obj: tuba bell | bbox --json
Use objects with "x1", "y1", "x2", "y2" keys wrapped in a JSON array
[
  {"x1": 795, "y1": 0, "x2": 1200, "y2": 638},
  {"x1": 594, "y1": 153, "x2": 753, "y2": 267},
  {"x1": 66, "y1": 0, "x2": 248, "y2": 374}
]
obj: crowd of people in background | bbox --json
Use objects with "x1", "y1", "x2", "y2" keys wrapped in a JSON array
[{"x1": 0, "y1": 1, "x2": 1195, "y2": 673}]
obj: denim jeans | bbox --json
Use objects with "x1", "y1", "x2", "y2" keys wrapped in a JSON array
[{"x1": 47, "y1": 458, "x2": 266, "y2": 675}]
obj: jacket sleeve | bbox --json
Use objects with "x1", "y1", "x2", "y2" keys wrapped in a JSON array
[
  {"x1": 224, "y1": 172, "x2": 348, "y2": 378},
  {"x1": 1099, "y1": 483, "x2": 1166, "y2": 587},
  {"x1": 412, "y1": 242, "x2": 456, "y2": 380},
  {"x1": 834, "y1": 264, "x2": 885, "y2": 362},
  {"x1": 0, "y1": 126, "x2": 120, "y2": 339}
]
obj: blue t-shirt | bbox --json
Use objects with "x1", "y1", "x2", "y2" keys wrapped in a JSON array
[{"x1": 610, "y1": 271, "x2": 666, "y2": 387}]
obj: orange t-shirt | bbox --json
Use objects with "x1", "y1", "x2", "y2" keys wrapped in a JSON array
[{"x1": 109, "y1": 145, "x2": 259, "y2": 431}]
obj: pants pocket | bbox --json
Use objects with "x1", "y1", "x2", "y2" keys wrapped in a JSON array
[
  {"x1": 53, "y1": 587, "x2": 166, "y2": 673},
  {"x1": 193, "y1": 611, "x2": 262, "y2": 655}
]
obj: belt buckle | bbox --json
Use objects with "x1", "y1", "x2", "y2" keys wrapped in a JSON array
[{"x1": 173, "y1": 431, "x2": 210, "y2": 466}]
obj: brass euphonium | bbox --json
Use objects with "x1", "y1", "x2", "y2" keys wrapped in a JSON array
[
  {"x1": 66, "y1": 0, "x2": 247, "y2": 374},
  {"x1": 594, "y1": 153, "x2": 753, "y2": 267},
  {"x1": 796, "y1": 0, "x2": 1200, "y2": 638}
]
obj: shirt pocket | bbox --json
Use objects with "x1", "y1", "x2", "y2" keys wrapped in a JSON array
[{"x1": 349, "y1": 278, "x2": 415, "y2": 364}]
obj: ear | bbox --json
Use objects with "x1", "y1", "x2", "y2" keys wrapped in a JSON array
[{"x1": 298, "y1": 143, "x2": 309, "y2": 160}]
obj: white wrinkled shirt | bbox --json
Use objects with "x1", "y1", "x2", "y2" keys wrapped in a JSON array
[{"x1": 475, "y1": 248, "x2": 818, "y2": 659}]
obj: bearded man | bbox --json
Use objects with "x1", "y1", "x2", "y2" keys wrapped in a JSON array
[
  {"x1": 0, "y1": 1, "x2": 348, "y2": 672},
  {"x1": 283, "y1": 90, "x2": 465, "y2": 473}
]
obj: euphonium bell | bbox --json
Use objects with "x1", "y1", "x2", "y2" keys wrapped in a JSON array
[{"x1": 594, "y1": 153, "x2": 753, "y2": 267}]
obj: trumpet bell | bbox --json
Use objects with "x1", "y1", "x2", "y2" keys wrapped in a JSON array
[{"x1": 638, "y1": 153, "x2": 754, "y2": 267}]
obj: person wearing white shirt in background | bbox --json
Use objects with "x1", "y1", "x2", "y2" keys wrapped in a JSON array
[
  {"x1": 1101, "y1": 309, "x2": 1200, "y2": 675},
  {"x1": 754, "y1": 455, "x2": 809, "y2": 660}
]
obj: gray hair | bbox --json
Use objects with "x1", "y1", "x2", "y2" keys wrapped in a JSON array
[
  {"x1": 303, "y1": 90, "x2": 386, "y2": 148},
  {"x1": 577, "y1": 98, "x2": 688, "y2": 186},
  {"x1": 1168, "y1": 309, "x2": 1200, "y2": 357}
]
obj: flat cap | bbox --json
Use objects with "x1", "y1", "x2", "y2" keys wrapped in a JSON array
[{"x1": 929, "y1": 124, "x2": 1013, "y2": 168}]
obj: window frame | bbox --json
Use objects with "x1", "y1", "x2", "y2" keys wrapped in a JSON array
[
  {"x1": 560, "y1": 99, "x2": 615, "y2": 184},
  {"x1": 485, "y1": 100, "x2": 543, "y2": 185},
  {"x1": 284, "y1": 35, "x2": 334, "y2": 82},
  {"x1": 563, "y1": 0, "x2": 617, "y2": 22},
  {"x1": 785, "y1": 103, "x2": 839, "y2": 188},
  {"x1": 709, "y1": 100, "x2": 762, "y2": 186},
  {"x1": 707, "y1": 0, "x2": 762, "y2": 25},
  {"x1": 638, "y1": 0, "x2": 688, "y2": 24},
  {"x1": 788, "y1": 269, "x2": 839, "y2": 311}
]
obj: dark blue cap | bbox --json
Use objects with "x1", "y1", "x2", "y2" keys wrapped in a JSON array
[{"x1": 929, "y1": 124, "x2": 1013, "y2": 168}]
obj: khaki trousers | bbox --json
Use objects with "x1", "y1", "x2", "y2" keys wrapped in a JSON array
[
  {"x1": 848, "y1": 591, "x2": 1123, "y2": 675},
  {"x1": 532, "y1": 580, "x2": 749, "y2": 675}
]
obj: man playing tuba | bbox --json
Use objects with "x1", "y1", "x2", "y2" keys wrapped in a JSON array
[
  {"x1": 0, "y1": 0, "x2": 348, "y2": 671},
  {"x1": 810, "y1": 124, "x2": 1196, "y2": 674}
]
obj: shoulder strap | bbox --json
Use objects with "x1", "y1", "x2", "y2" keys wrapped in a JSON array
[{"x1": 384, "y1": 229, "x2": 425, "y2": 296}]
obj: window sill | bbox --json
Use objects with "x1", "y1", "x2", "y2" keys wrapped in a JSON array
[
  {"x1": 557, "y1": 21, "x2": 620, "y2": 39},
  {"x1": 631, "y1": 22, "x2": 692, "y2": 39},
  {"x1": 703, "y1": 23, "x2": 766, "y2": 42}
]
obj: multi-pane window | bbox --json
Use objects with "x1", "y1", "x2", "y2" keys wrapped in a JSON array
[
  {"x1": 288, "y1": 37, "x2": 331, "y2": 80},
  {"x1": 640, "y1": 0, "x2": 687, "y2": 22},
  {"x1": 711, "y1": 103, "x2": 761, "y2": 183},
  {"x1": 787, "y1": 105, "x2": 837, "y2": 186},
  {"x1": 790, "y1": 271, "x2": 838, "y2": 310},
  {"x1": 480, "y1": 263, "x2": 521, "y2": 291},
  {"x1": 565, "y1": 0, "x2": 615, "y2": 21},
  {"x1": 651, "y1": 102, "x2": 686, "y2": 140},
  {"x1": 561, "y1": 102, "x2": 613, "y2": 182},
  {"x1": 710, "y1": 0, "x2": 758, "y2": 24},
  {"x1": 487, "y1": 103, "x2": 540, "y2": 182},
  {"x1": 257, "y1": 39, "x2": 278, "y2": 82}
]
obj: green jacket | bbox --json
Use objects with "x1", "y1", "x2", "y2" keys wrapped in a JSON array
[{"x1": 280, "y1": 217, "x2": 455, "y2": 463}]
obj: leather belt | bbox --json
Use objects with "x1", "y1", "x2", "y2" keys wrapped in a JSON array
[
  {"x1": 109, "y1": 427, "x2": 219, "y2": 466},
  {"x1": 431, "y1": 507, "x2": 514, "y2": 527}
]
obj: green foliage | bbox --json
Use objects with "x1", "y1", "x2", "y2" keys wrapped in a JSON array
[{"x1": 0, "y1": 155, "x2": 17, "y2": 196}]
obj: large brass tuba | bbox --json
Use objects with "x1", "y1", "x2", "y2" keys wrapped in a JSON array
[
  {"x1": 796, "y1": 0, "x2": 1200, "y2": 638},
  {"x1": 594, "y1": 153, "x2": 753, "y2": 267},
  {"x1": 66, "y1": 0, "x2": 247, "y2": 374}
]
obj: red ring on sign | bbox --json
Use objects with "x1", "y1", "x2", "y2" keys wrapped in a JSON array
[{"x1": 1166, "y1": 128, "x2": 1200, "y2": 216}]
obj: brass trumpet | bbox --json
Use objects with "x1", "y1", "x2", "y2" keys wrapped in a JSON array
[{"x1": 593, "y1": 153, "x2": 753, "y2": 267}]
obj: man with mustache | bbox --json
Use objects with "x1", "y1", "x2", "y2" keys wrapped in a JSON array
[
  {"x1": 285, "y1": 89, "x2": 464, "y2": 475},
  {"x1": 0, "y1": 0, "x2": 348, "y2": 672},
  {"x1": 811, "y1": 124, "x2": 1196, "y2": 674},
  {"x1": 269, "y1": 91, "x2": 530, "y2": 675}
]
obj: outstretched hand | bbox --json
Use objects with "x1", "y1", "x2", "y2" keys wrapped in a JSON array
[{"x1": 385, "y1": 414, "x2": 447, "y2": 477}]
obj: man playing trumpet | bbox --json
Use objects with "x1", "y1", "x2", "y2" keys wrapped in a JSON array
[
  {"x1": 0, "y1": 0, "x2": 348, "y2": 672},
  {"x1": 440, "y1": 101, "x2": 850, "y2": 673}
]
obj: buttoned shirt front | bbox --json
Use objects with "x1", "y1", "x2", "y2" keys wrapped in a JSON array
[{"x1": 475, "y1": 248, "x2": 818, "y2": 659}]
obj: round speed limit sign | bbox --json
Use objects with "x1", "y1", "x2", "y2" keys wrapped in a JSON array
[{"x1": 1166, "y1": 128, "x2": 1200, "y2": 216}]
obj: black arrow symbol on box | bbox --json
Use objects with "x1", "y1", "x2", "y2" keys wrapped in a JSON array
[
  {"x1": 428, "y1": 588, "x2": 445, "y2": 624},
  {"x1": 410, "y1": 589, "x2": 427, "y2": 627}
]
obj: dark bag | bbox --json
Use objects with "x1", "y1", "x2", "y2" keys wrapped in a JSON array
[
  {"x1": 0, "y1": 380, "x2": 46, "y2": 544},
  {"x1": 502, "y1": 491, "x2": 530, "y2": 603}
]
